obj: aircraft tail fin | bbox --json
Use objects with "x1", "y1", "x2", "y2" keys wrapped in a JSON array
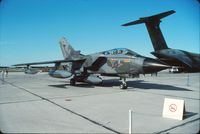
[
  {"x1": 122, "y1": 10, "x2": 175, "y2": 51},
  {"x1": 59, "y1": 37, "x2": 82, "y2": 60}
]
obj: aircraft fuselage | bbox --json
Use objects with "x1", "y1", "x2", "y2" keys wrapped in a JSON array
[{"x1": 151, "y1": 49, "x2": 200, "y2": 72}]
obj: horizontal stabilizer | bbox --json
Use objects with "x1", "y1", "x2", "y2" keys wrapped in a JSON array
[{"x1": 122, "y1": 10, "x2": 175, "y2": 26}]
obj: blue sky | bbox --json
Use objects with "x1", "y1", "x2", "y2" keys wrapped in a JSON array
[{"x1": 0, "y1": 0, "x2": 199, "y2": 66}]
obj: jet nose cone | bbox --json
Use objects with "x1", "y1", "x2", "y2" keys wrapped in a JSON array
[{"x1": 143, "y1": 58, "x2": 169, "y2": 74}]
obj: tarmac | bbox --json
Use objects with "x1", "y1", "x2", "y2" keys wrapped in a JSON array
[{"x1": 0, "y1": 72, "x2": 199, "y2": 133}]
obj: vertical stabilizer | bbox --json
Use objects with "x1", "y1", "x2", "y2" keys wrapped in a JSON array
[
  {"x1": 59, "y1": 37, "x2": 81, "y2": 60},
  {"x1": 122, "y1": 10, "x2": 175, "y2": 51}
]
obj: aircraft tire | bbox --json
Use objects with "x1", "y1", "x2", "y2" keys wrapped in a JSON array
[
  {"x1": 120, "y1": 83, "x2": 128, "y2": 89},
  {"x1": 70, "y1": 78, "x2": 76, "y2": 86}
]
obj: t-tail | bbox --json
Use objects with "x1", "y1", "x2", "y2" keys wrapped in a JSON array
[
  {"x1": 59, "y1": 37, "x2": 82, "y2": 60},
  {"x1": 122, "y1": 10, "x2": 175, "y2": 51}
]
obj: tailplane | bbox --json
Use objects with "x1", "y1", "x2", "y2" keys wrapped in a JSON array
[
  {"x1": 122, "y1": 10, "x2": 175, "y2": 51},
  {"x1": 59, "y1": 37, "x2": 82, "y2": 60}
]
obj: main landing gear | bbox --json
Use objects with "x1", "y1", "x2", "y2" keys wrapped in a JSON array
[
  {"x1": 120, "y1": 78, "x2": 128, "y2": 89},
  {"x1": 70, "y1": 78, "x2": 76, "y2": 86}
]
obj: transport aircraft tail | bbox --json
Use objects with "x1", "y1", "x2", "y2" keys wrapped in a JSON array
[{"x1": 122, "y1": 10, "x2": 175, "y2": 51}]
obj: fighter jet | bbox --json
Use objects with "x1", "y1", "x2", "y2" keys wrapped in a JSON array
[
  {"x1": 14, "y1": 37, "x2": 169, "y2": 89},
  {"x1": 122, "y1": 10, "x2": 200, "y2": 73}
]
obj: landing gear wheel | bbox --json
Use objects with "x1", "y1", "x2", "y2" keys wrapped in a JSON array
[
  {"x1": 120, "y1": 77, "x2": 128, "y2": 89},
  {"x1": 70, "y1": 78, "x2": 76, "y2": 86},
  {"x1": 120, "y1": 83, "x2": 128, "y2": 89}
]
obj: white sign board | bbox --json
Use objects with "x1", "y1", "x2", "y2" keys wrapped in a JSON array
[{"x1": 162, "y1": 98, "x2": 185, "y2": 120}]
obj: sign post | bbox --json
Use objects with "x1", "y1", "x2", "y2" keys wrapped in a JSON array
[{"x1": 129, "y1": 110, "x2": 132, "y2": 134}]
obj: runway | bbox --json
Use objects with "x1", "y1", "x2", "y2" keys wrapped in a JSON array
[{"x1": 0, "y1": 72, "x2": 199, "y2": 133}]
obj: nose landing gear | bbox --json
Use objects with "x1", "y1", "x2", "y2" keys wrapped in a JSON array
[
  {"x1": 120, "y1": 78, "x2": 128, "y2": 89},
  {"x1": 70, "y1": 78, "x2": 76, "y2": 86}
]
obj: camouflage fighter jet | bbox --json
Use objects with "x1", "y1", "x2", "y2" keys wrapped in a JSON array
[
  {"x1": 122, "y1": 10, "x2": 200, "y2": 73},
  {"x1": 14, "y1": 37, "x2": 169, "y2": 89}
]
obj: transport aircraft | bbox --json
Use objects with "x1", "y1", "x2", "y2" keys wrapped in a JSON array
[{"x1": 122, "y1": 10, "x2": 200, "y2": 73}]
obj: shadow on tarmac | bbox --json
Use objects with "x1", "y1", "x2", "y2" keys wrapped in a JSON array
[
  {"x1": 127, "y1": 80, "x2": 192, "y2": 91},
  {"x1": 48, "y1": 83, "x2": 95, "y2": 88},
  {"x1": 101, "y1": 79, "x2": 192, "y2": 91},
  {"x1": 49, "y1": 79, "x2": 191, "y2": 91},
  {"x1": 184, "y1": 112, "x2": 198, "y2": 119}
]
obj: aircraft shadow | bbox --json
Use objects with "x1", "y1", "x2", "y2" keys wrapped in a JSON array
[
  {"x1": 49, "y1": 79, "x2": 191, "y2": 91},
  {"x1": 184, "y1": 112, "x2": 197, "y2": 119},
  {"x1": 48, "y1": 84, "x2": 68, "y2": 89},
  {"x1": 101, "y1": 79, "x2": 192, "y2": 91},
  {"x1": 48, "y1": 83, "x2": 95, "y2": 89}
]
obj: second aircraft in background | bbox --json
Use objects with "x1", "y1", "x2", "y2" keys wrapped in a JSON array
[{"x1": 122, "y1": 10, "x2": 200, "y2": 73}]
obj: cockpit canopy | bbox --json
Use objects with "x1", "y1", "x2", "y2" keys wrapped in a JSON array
[{"x1": 102, "y1": 48, "x2": 141, "y2": 57}]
